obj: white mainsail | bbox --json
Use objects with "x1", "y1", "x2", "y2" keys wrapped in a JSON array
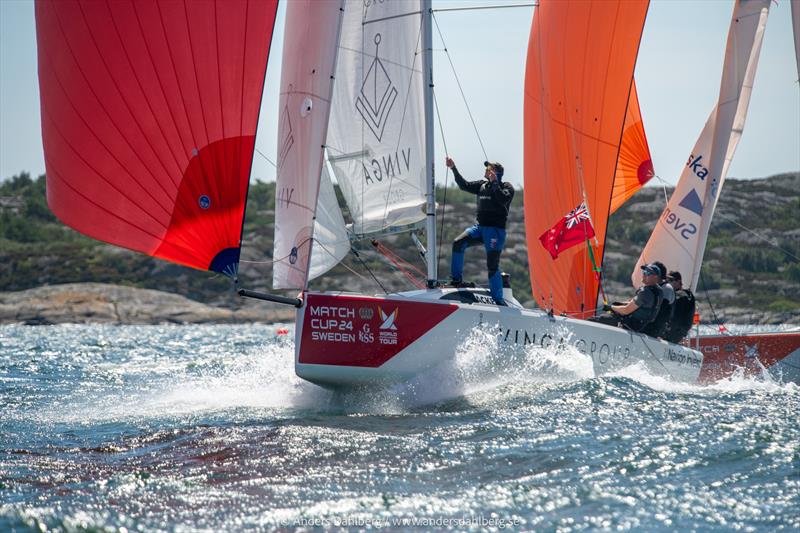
[
  {"x1": 273, "y1": 1, "x2": 345, "y2": 290},
  {"x1": 632, "y1": 0, "x2": 770, "y2": 292},
  {"x1": 326, "y1": 0, "x2": 427, "y2": 237}
]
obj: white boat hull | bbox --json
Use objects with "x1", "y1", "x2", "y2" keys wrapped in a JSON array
[{"x1": 294, "y1": 289, "x2": 704, "y2": 388}]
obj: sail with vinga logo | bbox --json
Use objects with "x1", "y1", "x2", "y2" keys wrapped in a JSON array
[
  {"x1": 327, "y1": 0, "x2": 427, "y2": 238},
  {"x1": 272, "y1": 0, "x2": 426, "y2": 289}
]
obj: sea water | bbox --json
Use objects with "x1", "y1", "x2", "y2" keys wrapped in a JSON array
[{"x1": 0, "y1": 324, "x2": 797, "y2": 531}]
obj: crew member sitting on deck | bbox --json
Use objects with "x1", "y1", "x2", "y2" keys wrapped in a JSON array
[
  {"x1": 589, "y1": 263, "x2": 664, "y2": 332},
  {"x1": 446, "y1": 157, "x2": 514, "y2": 305},
  {"x1": 641, "y1": 261, "x2": 675, "y2": 338},
  {"x1": 663, "y1": 271, "x2": 696, "y2": 343}
]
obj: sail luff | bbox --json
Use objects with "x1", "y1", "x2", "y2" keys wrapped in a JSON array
[
  {"x1": 792, "y1": 0, "x2": 800, "y2": 81},
  {"x1": 691, "y1": 1, "x2": 770, "y2": 291},
  {"x1": 235, "y1": 1, "x2": 280, "y2": 271}
]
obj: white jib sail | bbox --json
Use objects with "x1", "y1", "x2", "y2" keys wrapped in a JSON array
[
  {"x1": 326, "y1": 0, "x2": 427, "y2": 237},
  {"x1": 308, "y1": 155, "x2": 350, "y2": 281},
  {"x1": 632, "y1": 0, "x2": 770, "y2": 293},
  {"x1": 273, "y1": 1, "x2": 345, "y2": 290}
]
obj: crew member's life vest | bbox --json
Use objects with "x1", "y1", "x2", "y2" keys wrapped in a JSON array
[{"x1": 623, "y1": 285, "x2": 663, "y2": 332}]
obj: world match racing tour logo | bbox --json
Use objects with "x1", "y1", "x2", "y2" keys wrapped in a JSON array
[
  {"x1": 354, "y1": 32, "x2": 414, "y2": 189},
  {"x1": 659, "y1": 153, "x2": 711, "y2": 241}
]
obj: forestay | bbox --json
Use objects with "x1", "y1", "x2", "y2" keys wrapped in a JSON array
[{"x1": 633, "y1": 0, "x2": 771, "y2": 292}]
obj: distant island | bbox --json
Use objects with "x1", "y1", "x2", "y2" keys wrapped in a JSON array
[{"x1": 1, "y1": 171, "x2": 798, "y2": 325}]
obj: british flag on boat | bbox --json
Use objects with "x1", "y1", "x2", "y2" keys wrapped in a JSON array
[{"x1": 278, "y1": 0, "x2": 704, "y2": 388}]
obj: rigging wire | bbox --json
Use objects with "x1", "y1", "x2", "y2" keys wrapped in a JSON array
[
  {"x1": 699, "y1": 269, "x2": 728, "y2": 333},
  {"x1": 351, "y1": 245, "x2": 389, "y2": 294},
  {"x1": 651, "y1": 174, "x2": 800, "y2": 262},
  {"x1": 372, "y1": 240, "x2": 427, "y2": 289},
  {"x1": 431, "y1": 11, "x2": 488, "y2": 161},
  {"x1": 255, "y1": 148, "x2": 277, "y2": 169},
  {"x1": 712, "y1": 210, "x2": 800, "y2": 262},
  {"x1": 239, "y1": 238, "x2": 375, "y2": 287},
  {"x1": 433, "y1": 2, "x2": 538, "y2": 14}
]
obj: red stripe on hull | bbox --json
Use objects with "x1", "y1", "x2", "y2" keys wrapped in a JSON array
[
  {"x1": 692, "y1": 333, "x2": 800, "y2": 382},
  {"x1": 299, "y1": 294, "x2": 458, "y2": 367}
]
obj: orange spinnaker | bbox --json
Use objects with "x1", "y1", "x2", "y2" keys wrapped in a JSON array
[
  {"x1": 610, "y1": 79, "x2": 654, "y2": 214},
  {"x1": 524, "y1": 0, "x2": 649, "y2": 316}
]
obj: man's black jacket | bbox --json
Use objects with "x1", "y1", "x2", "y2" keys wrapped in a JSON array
[{"x1": 452, "y1": 166, "x2": 514, "y2": 229}]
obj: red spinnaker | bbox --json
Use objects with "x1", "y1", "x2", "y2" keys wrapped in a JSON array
[{"x1": 35, "y1": 0, "x2": 278, "y2": 274}]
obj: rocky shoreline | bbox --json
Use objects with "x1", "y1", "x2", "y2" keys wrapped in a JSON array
[
  {"x1": 1, "y1": 282, "x2": 796, "y2": 327},
  {"x1": 0, "y1": 283, "x2": 295, "y2": 325}
]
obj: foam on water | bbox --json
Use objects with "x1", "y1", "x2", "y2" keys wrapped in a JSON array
[
  {"x1": 10, "y1": 323, "x2": 797, "y2": 427},
  {"x1": 2, "y1": 323, "x2": 799, "y2": 532}
]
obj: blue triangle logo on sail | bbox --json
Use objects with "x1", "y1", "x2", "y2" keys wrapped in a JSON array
[
  {"x1": 355, "y1": 33, "x2": 398, "y2": 142},
  {"x1": 678, "y1": 189, "x2": 704, "y2": 216}
]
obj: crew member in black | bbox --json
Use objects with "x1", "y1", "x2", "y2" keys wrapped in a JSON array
[
  {"x1": 589, "y1": 263, "x2": 664, "y2": 332},
  {"x1": 642, "y1": 261, "x2": 675, "y2": 338},
  {"x1": 446, "y1": 157, "x2": 514, "y2": 305},
  {"x1": 663, "y1": 271, "x2": 696, "y2": 343}
]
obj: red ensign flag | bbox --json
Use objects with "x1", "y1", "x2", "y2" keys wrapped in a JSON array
[{"x1": 538, "y1": 203, "x2": 596, "y2": 259}]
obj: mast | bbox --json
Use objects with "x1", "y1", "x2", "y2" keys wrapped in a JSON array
[{"x1": 422, "y1": 0, "x2": 437, "y2": 287}]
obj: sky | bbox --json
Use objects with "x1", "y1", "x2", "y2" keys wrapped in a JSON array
[{"x1": 1, "y1": 0, "x2": 798, "y2": 187}]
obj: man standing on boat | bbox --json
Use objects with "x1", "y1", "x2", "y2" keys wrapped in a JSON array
[{"x1": 446, "y1": 157, "x2": 514, "y2": 305}]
